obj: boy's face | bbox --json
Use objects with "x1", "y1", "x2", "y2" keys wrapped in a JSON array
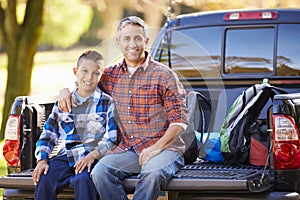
[
  {"x1": 73, "y1": 59, "x2": 102, "y2": 97},
  {"x1": 117, "y1": 23, "x2": 149, "y2": 67}
]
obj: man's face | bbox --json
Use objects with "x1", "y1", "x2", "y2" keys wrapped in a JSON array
[{"x1": 117, "y1": 24, "x2": 149, "y2": 67}]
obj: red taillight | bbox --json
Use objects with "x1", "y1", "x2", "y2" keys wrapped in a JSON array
[
  {"x1": 224, "y1": 11, "x2": 278, "y2": 21},
  {"x1": 272, "y1": 114, "x2": 300, "y2": 170},
  {"x1": 3, "y1": 115, "x2": 21, "y2": 167}
]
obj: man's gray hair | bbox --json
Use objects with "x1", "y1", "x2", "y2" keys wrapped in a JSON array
[{"x1": 117, "y1": 16, "x2": 149, "y2": 38}]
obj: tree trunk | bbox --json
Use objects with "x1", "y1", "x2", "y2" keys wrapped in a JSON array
[{"x1": 0, "y1": 0, "x2": 45, "y2": 139}]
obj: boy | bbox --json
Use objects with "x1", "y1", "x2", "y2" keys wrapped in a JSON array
[{"x1": 32, "y1": 50, "x2": 118, "y2": 200}]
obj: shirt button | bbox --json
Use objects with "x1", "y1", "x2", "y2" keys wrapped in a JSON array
[
  {"x1": 128, "y1": 121, "x2": 131, "y2": 124},
  {"x1": 128, "y1": 90, "x2": 132, "y2": 94},
  {"x1": 130, "y1": 135, "x2": 134, "y2": 139},
  {"x1": 125, "y1": 148, "x2": 128, "y2": 151},
  {"x1": 128, "y1": 106, "x2": 130, "y2": 110}
]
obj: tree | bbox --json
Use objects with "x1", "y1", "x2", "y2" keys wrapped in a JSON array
[
  {"x1": 40, "y1": 0, "x2": 93, "y2": 48},
  {"x1": 0, "y1": 0, "x2": 45, "y2": 139}
]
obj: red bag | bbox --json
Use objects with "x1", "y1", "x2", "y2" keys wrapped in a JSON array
[{"x1": 250, "y1": 132, "x2": 269, "y2": 166}]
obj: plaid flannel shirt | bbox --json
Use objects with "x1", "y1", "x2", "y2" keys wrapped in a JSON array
[
  {"x1": 99, "y1": 51, "x2": 188, "y2": 154},
  {"x1": 35, "y1": 87, "x2": 118, "y2": 166}
]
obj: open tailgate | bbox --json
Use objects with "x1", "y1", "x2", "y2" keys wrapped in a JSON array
[{"x1": 0, "y1": 163, "x2": 273, "y2": 192}]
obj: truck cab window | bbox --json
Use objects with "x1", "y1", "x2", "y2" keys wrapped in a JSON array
[
  {"x1": 277, "y1": 24, "x2": 300, "y2": 76},
  {"x1": 168, "y1": 27, "x2": 222, "y2": 78},
  {"x1": 224, "y1": 27, "x2": 274, "y2": 74}
]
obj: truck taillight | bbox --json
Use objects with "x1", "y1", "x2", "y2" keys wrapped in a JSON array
[
  {"x1": 272, "y1": 115, "x2": 300, "y2": 170},
  {"x1": 3, "y1": 115, "x2": 21, "y2": 167}
]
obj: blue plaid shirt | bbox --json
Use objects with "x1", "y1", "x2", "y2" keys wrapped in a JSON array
[{"x1": 35, "y1": 87, "x2": 118, "y2": 166}]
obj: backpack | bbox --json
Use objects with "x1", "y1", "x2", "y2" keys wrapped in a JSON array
[
  {"x1": 197, "y1": 131, "x2": 224, "y2": 163},
  {"x1": 181, "y1": 91, "x2": 211, "y2": 164},
  {"x1": 220, "y1": 82, "x2": 287, "y2": 165}
]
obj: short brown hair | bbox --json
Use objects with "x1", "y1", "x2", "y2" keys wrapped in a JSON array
[{"x1": 77, "y1": 50, "x2": 104, "y2": 69}]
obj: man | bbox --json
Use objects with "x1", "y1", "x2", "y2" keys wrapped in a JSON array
[{"x1": 58, "y1": 16, "x2": 188, "y2": 200}]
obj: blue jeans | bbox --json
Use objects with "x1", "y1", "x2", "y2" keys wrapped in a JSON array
[
  {"x1": 90, "y1": 150, "x2": 184, "y2": 200},
  {"x1": 34, "y1": 155, "x2": 99, "y2": 200}
]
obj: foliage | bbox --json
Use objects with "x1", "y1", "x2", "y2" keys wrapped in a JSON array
[
  {"x1": 40, "y1": 0, "x2": 93, "y2": 48},
  {"x1": 0, "y1": 0, "x2": 45, "y2": 139}
]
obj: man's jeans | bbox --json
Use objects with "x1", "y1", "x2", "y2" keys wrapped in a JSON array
[{"x1": 91, "y1": 150, "x2": 184, "y2": 200}]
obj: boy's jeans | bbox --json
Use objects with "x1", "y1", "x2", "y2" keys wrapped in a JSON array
[
  {"x1": 34, "y1": 155, "x2": 98, "y2": 200},
  {"x1": 91, "y1": 150, "x2": 184, "y2": 200}
]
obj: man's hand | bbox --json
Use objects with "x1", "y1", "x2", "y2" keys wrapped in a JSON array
[
  {"x1": 32, "y1": 160, "x2": 49, "y2": 185},
  {"x1": 139, "y1": 146, "x2": 161, "y2": 166},
  {"x1": 74, "y1": 154, "x2": 96, "y2": 174},
  {"x1": 58, "y1": 88, "x2": 72, "y2": 112},
  {"x1": 138, "y1": 125, "x2": 184, "y2": 166}
]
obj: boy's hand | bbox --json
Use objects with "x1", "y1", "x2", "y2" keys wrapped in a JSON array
[
  {"x1": 74, "y1": 154, "x2": 96, "y2": 174},
  {"x1": 32, "y1": 160, "x2": 49, "y2": 185},
  {"x1": 58, "y1": 88, "x2": 72, "y2": 112}
]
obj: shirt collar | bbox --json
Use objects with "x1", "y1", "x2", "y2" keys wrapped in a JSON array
[
  {"x1": 120, "y1": 51, "x2": 150, "y2": 72},
  {"x1": 72, "y1": 86, "x2": 102, "y2": 106}
]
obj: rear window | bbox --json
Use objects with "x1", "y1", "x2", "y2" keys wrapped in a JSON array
[
  {"x1": 224, "y1": 27, "x2": 274, "y2": 74},
  {"x1": 277, "y1": 24, "x2": 300, "y2": 76},
  {"x1": 154, "y1": 23, "x2": 300, "y2": 78},
  {"x1": 154, "y1": 27, "x2": 222, "y2": 78}
]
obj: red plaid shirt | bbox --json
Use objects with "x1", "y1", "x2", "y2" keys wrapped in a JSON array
[{"x1": 99, "y1": 52, "x2": 188, "y2": 154}]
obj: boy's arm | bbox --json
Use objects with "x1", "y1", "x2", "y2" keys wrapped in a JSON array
[
  {"x1": 95, "y1": 100, "x2": 118, "y2": 156},
  {"x1": 35, "y1": 102, "x2": 60, "y2": 162},
  {"x1": 33, "y1": 103, "x2": 61, "y2": 184}
]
